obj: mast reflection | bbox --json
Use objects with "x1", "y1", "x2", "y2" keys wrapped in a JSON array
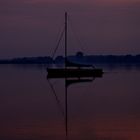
[{"x1": 47, "y1": 76, "x2": 97, "y2": 137}]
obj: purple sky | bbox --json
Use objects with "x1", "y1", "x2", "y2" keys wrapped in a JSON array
[{"x1": 0, "y1": 0, "x2": 140, "y2": 58}]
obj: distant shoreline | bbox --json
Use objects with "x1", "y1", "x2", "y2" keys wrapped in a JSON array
[{"x1": 0, "y1": 54, "x2": 140, "y2": 65}]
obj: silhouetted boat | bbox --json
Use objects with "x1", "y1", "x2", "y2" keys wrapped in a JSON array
[{"x1": 47, "y1": 12, "x2": 103, "y2": 78}]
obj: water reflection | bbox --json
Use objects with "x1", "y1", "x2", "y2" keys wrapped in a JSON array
[
  {"x1": 46, "y1": 65, "x2": 140, "y2": 140},
  {"x1": 0, "y1": 65, "x2": 140, "y2": 140},
  {"x1": 46, "y1": 70, "x2": 130, "y2": 140},
  {"x1": 47, "y1": 77, "x2": 96, "y2": 137}
]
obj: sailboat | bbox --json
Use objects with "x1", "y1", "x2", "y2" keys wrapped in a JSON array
[{"x1": 47, "y1": 12, "x2": 103, "y2": 78}]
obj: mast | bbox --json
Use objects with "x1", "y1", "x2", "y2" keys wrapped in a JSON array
[
  {"x1": 65, "y1": 12, "x2": 68, "y2": 136},
  {"x1": 65, "y1": 12, "x2": 67, "y2": 68}
]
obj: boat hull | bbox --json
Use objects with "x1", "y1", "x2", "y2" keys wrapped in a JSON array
[{"x1": 47, "y1": 68, "x2": 103, "y2": 78}]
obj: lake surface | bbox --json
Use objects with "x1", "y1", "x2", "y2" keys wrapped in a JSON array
[{"x1": 0, "y1": 64, "x2": 140, "y2": 140}]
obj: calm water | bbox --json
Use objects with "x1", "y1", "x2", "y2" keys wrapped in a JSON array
[{"x1": 0, "y1": 64, "x2": 140, "y2": 140}]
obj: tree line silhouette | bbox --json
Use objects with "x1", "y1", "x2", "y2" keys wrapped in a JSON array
[{"x1": 0, "y1": 52, "x2": 140, "y2": 64}]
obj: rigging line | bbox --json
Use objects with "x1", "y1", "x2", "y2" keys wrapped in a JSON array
[
  {"x1": 50, "y1": 20, "x2": 63, "y2": 55},
  {"x1": 51, "y1": 27, "x2": 65, "y2": 59},
  {"x1": 47, "y1": 79, "x2": 65, "y2": 118},
  {"x1": 68, "y1": 16, "x2": 87, "y2": 54}
]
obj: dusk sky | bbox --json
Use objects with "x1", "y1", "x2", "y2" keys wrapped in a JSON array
[{"x1": 0, "y1": 0, "x2": 140, "y2": 58}]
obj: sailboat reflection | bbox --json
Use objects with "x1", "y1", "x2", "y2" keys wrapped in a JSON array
[
  {"x1": 47, "y1": 76, "x2": 97, "y2": 137},
  {"x1": 66, "y1": 78, "x2": 94, "y2": 87}
]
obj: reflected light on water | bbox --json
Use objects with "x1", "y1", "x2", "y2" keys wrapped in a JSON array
[{"x1": 0, "y1": 64, "x2": 140, "y2": 140}]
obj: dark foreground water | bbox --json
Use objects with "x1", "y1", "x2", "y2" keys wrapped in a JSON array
[{"x1": 0, "y1": 64, "x2": 140, "y2": 140}]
